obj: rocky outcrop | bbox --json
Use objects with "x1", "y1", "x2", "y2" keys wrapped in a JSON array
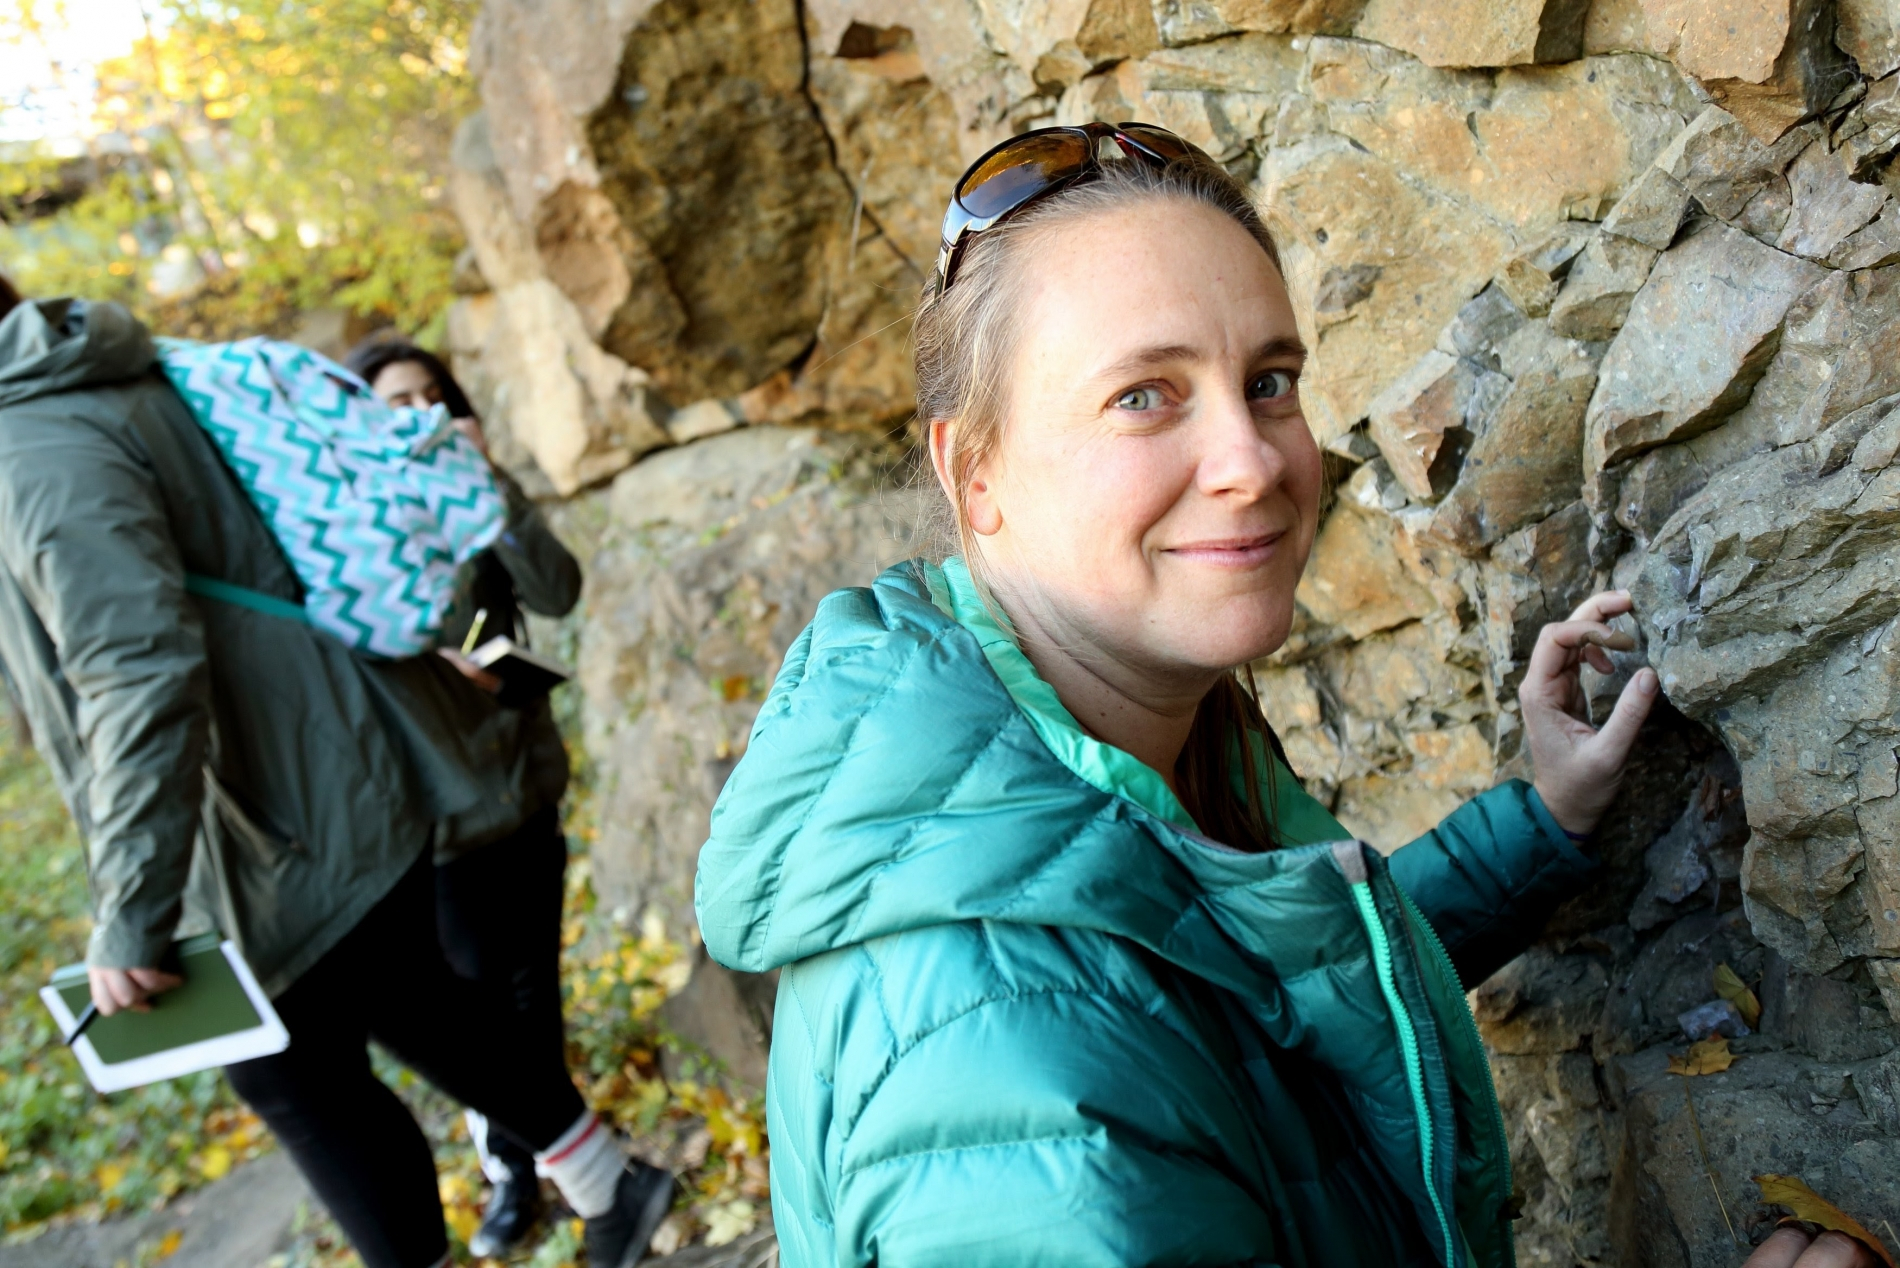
[{"x1": 453, "y1": 0, "x2": 1900, "y2": 1259}]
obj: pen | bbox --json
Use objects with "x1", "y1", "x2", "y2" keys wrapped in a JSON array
[
  {"x1": 66, "y1": 1001, "x2": 98, "y2": 1047},
  {"x1": 460, "y1": 608, "x2": 488, "y2": 656}
]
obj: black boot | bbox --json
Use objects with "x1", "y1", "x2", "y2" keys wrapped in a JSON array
[
  {"x1": 583, "y1": 1162, "x2": 674, "y2": 1268},
  {"x1": 468, "y1": 1138, "x2": 545, "y2": 1259}
]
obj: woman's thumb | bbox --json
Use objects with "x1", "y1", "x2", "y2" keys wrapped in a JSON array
[{"x1": 1593, "y1": 668, "x2": 1660, "y2": 765}]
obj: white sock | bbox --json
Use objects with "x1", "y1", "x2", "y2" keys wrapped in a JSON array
[
  {"x1": 465, "y1": 1109, "x2": 512, "y2": 1185},
  {"x1": 534, "y1": 1110, "x2": 623, "y2": 1219}
]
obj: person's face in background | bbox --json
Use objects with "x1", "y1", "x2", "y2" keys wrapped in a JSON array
[
  {"x1": 368, "y1": 359, "x2": 443, "y2": 411},
  {"x1": 368, "y1": 357, "x2": 488, "y2": 456}
]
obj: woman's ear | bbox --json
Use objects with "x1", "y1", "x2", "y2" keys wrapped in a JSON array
[{"x1": 928, "y1": 418, "x2": 1005, "y2": 537}]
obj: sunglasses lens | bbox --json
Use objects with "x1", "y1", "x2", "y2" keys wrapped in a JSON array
[
  {"x1": 956, "y1": 132, "x2": 1092, "y2": 221},
  {"x1": 1116, "y1": 123, "x2": 1196, "y2": 162}
]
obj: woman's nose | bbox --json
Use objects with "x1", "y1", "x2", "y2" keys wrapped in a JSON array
[{"x1": 1193, "y1": 390, "x2": 1283, "y2": 500}]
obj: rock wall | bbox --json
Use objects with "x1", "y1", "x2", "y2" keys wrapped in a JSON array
[{"x1": 450, "y1": 0, "x2": 1900, "y2": 1260}]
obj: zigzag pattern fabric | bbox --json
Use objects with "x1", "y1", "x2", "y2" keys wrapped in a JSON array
[{"x1": 157, "y1": 337, "x2": 505, "y2": 658}]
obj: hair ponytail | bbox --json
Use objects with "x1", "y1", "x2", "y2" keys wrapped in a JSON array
[{"x1": 0, "y1": 273, "x2": 21, "y2": 324}]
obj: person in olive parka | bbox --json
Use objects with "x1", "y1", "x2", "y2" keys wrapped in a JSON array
[{"x1": 0, "y1": 276, "x2": 671, "y2": 1268}]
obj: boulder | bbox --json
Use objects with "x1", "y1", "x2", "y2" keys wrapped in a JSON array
[
  {"x1": 1630, "y1": 398, "x2": 1900, "y2": 970},
  {"x1": 1431, "y1": 325, "x2": 1598, "y2": 549},
  {"x1": 576, "y1": 427, "x2": 927, "y2": 939},
  {"x1": 1293, "y1": 486, "x2": 1439, "y2": 638},
  {"x1": 1354, "y1": 0, "x2": 1592, "y2": 67},
  {"x1": 1599, "y1": 165, "x2": 1693, "y2": 249},
  {"x1": 1548, "y1": 230, "x2": 1661, "y2": 341},
  {"x1": 1639, "y1": 0, "x2": 1850, "y2": 141},
  {"x1": 1585, "y1": 218, "x2": 1824, "y2": 470},
  {"x1": 1776, "y1": 136, "x2": 1891, "y2": 260},
  {"x1": 447, "y1": 113, "x2": 669, "y2": 495},
  {"x1": 1364, "y1": 350, "x2": 1488, "y2": 501},
  {"x1": 1839, "y1": 0, "x2": 1900, "y2": 78}
]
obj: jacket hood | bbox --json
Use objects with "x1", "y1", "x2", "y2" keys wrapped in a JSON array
[
  {"x1": 0, "y1": 300, "x2": 156, "y2": 410},
  {"x1": 696, "y1": 559, "x2": 1366, "y2": 997}
]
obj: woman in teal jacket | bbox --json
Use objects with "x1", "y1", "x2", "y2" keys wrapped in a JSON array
[{"x1": 696, "y1": 126, "x2": 1662, "y2": 1266}]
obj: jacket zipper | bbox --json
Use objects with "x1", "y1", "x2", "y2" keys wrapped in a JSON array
[
  {"x1": 1400, "y1": 888, "x2": 1515, "y2": 1268},
  {"x1": 1349, "y1": 881, "x2": 1458, "y2": 1265}
]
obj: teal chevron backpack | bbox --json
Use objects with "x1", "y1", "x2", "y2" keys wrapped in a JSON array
[{"x1": 156, "y1": 337, "x2": 505, "y2": 658}]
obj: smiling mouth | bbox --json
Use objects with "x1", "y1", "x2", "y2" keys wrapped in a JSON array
[{"x1": 1162, "y1": 532, "x2": 1287, "y2": 566}]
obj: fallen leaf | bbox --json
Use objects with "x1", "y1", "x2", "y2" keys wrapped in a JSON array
[
  {"x1": 1668, "y1": 1037, "x2": 1735, "y2": 1076},
  {"x1": 196, "y1": 1145, "x2": 231, "y2": 1180},
  {"x1": 703, "y1": 1198, "x2": 757, "y2": 1247},
  {"x1": 1714, "y1": 963, "x2": 1762, "y2": 1029},
  {"x1": 153, "y1": 1228, "x2": 184, "y2": 1260},
  {"x1": 1755, "y1": 1174, "x2": 1897, "y2": 1268},
  {"x1": 95, "y1": 1159, "x2": 127, "y2": 1191}
]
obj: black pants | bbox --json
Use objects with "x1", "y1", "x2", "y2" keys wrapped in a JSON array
[
  {"x1": 225, "y1": 834, "x2": 585, "y2": 1268},
  {"x1": 434, "y1": 803, "x2": 571, "y2": 1176}
]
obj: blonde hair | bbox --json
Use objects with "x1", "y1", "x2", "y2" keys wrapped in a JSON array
[{"x1": 914, "y1": 150, "x2": 1291, "y2": 851}]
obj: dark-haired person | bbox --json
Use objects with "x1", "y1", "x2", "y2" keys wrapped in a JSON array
[
  {"x1": 691, "y1": 128, "x2": 1866, "y2": 1268},
  {"x1": 345, "y1": 335, "x2": 584, "y2": 1259},
  {"x1": 0, "y1": 277, "x2": 671, "y2": 1268}
]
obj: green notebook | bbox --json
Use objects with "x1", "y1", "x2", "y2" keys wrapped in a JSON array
[{"x1": 42, "y1": 934, "x2": 289, "y2": 1092}]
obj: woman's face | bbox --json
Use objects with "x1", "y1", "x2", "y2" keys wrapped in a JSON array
[
  {"x1": 369, "y1": 359, "x2": 443, "y2": 411},
  {"x1": 963, "y1": 197, "x2": 1322, "y2": 684}
]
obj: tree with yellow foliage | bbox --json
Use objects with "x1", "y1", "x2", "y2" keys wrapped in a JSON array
[{"x1": 1, "y1": 0, "x2": 475, "y2": 339}]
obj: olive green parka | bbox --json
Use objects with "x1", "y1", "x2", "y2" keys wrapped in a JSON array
[{"x1": 0, "y1": 299, "x2": 558, "y2": 994}]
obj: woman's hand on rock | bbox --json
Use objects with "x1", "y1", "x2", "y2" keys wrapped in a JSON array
[
  {"x1": 1520, "y1": 590, "x2": 1660, "y2": 839},
  {"x1": 1742, "y1": 1228, "x2": 1881, "y2": 1268}
]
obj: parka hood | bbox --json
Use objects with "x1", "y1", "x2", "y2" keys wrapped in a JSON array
[
  {"x1": 0, "y1": 299, "x2": 156, "y2": 410},
  {"x1": 695, "y1": 559, "x2": 1369, "y2": 998}
]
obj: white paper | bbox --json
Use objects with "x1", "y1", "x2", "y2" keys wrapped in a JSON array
[{"x1": 42, "y1": 941, "x2": 290, "y2": 1093}]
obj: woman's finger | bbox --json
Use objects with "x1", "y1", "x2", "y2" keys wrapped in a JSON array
[
  {"x1": 1743, "y1": 1228, "x2": 1813, "y2": 1268},
  {"x1": 1794, "y1": 1232, "x2": 1883, "y2": 1268},
  {"x1": 1590, "y1": 668, "x2": 1659, "y2": 767},
  {"x1": 1568, "y1": 590, "x2": 1634, "y2": 624},
  {"x1": 1525, "y1": 621, "x2": 1632, "y2": 697}
]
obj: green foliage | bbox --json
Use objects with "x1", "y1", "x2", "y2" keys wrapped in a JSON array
[{"x1": 0, "y1": 0, "x2": 475, "y2": 337}]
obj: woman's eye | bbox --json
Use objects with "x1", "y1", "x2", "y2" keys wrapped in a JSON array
[
  {"x1": 1112, "y1": 386, "x2": 1166, "y2": 412},
  {"x1": 1249, "y1": 370, "x2": 1296, "y2": 400}
]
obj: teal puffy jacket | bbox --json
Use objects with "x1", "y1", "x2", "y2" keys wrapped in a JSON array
[{"x1": 697, "y1": 559, "x2": 1594, "y2": 1267}]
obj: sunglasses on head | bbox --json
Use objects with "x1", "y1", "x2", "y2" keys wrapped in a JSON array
[{"x1": 934, "y1": 122, "x2": 1205, "y2": 295}]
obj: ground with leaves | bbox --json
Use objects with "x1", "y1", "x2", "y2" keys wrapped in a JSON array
[{"x1": 0, "y1": 712, "x2": 767, "y2": 1265}]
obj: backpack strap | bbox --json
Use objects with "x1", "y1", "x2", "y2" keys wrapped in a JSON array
[{"x1": 184, "y1": 573, "x2": 310, "y2": 625}]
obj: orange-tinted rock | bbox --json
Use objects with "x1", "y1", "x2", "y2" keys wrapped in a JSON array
[
  {"x1": 1295, "y1": 497, "x2": 1440, "y2": 638},
  {"x1": 1641, "y1": 0, "x2": 1848, "y2": 141},
  {"x1": 1356, "y1": 0, "x2": 1591, "y2": 67}
]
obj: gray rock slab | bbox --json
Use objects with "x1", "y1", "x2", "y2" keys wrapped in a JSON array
[
  {"x1": 0, "y1": 1152, "x2": 307, "y2": 1268},
  {"x1": 1586, "y1": 218, "x2": 1824, "y2": 470}
]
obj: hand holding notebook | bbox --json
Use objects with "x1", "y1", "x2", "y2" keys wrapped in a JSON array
[{"x1": 42, "y1": 934, "x2": 289, "y2": 1093}]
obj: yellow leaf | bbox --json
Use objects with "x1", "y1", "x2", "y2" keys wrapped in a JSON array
[
  {"x1": 1667, "y1": 1037, "x2": 1735, "y2": 1076},
  {"x1": 445, "y1": 1202, "x2": 480, "y2": 1247},
  {"x1": 153, "y1": 1228, "x2": 184, "y2": 1260},
  {"x1": 197, "y1": 1145, "x2": 231, "y2": 1180},
  {"x1": 96, "y1": 1160, "x2": 127, "y2": 1191},
  {"x1": 1713, "y1": 963, "x2": 1762, "y2": 1029},
  {"x1": 1755, "y1": 1174, "x2": 1897, "y2": 1268}
]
